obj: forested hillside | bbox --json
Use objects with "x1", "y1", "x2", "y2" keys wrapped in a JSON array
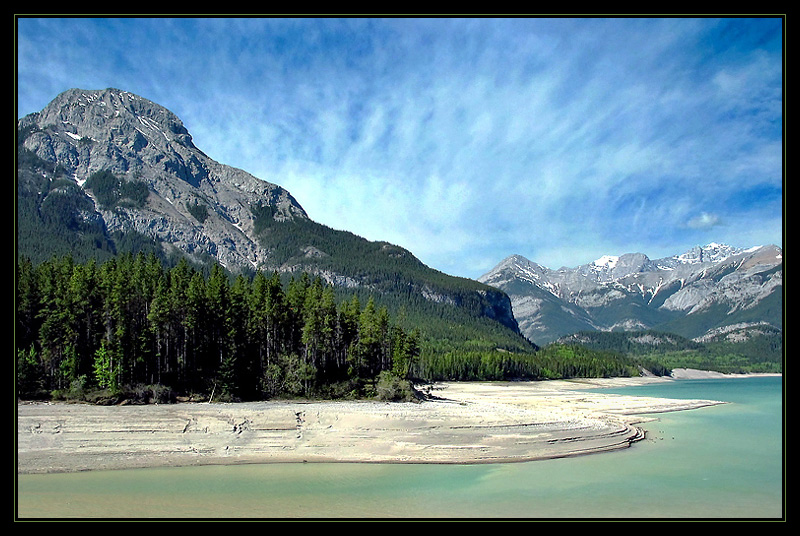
[
  {"x1": 557, "y1": 329, "x2": 782, "y2": 374},
  {"x1": 16, "y1": 254, "x2": 424, "y2": 402},
  {"x1": 16, "y1": 255, "x2": 667, "y2": 404},
  {"x1": 17, "y1": 122, "x2": 532, "y2": 361}
]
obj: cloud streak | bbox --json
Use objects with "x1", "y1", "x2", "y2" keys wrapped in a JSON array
[
  {"x1": 688, "y1": 212, "x2": 722, "y2": 230},
  {"x1": 17, "y1": 17, "x2": 783, "y2": 278}
]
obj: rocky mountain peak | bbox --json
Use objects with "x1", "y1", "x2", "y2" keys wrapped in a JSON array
[
  {"x1": 18, "y1": 88, "x2": 308, "y2": 271},
  {"x1": 578, "y1": 252, "x2": 656, "y2": 282},
  {"x1": 480, "y1": 243, "x2": 782, "y2": 345},
  {"x1": 664, "y1": 242, "x2": 744, "y2": 267},
  {"x1": 33, "y1": 88, "x2": 193, "y2": 147}
]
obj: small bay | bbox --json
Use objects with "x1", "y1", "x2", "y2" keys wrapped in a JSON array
[{"x1": 17, "y1": 376, "x2": 783, "y2": 520}]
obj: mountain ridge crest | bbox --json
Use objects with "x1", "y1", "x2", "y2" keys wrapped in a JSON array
[{"x1": 479, "y1": 243, "x2": 782, "y2": 345}]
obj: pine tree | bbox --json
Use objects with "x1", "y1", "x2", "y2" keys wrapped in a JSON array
[
  {"x1": 340, "y1": 294, "x2": 361, "y2": 371},
  {"x1": 93, "y1": 340, "x2": 118, "y2": 391},
  {"x1": 356, "y1": 297, "x2": 381, "y2": 379},
  {"x1": 184, "y1": 271, "x2": 207, "y2": 389},
  {"x1": 147, "y1": 275, "x2": 171, "y2": 386},
  {"x1": 66, "y1": 259, "x2": 102, "y2": 382},
  {"x1": 36, "y1": 255, "x2": 74, "y2": 390},
  {"x1": 16, "y1": 257, "x2": 41, "y2": 354},
  {"x1": 228, "y1": 274, "x2": 253, "y2": 399},
  {"x1": 318, "y1": 284, "x2": 339, "y2": 376},
  {"x1": 206, "y1": 264, "x2": 233, "y2": 368}
]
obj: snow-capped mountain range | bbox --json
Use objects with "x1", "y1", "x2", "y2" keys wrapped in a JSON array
[{"x1": 479, "y1": 243, "x2": 783, "y2": 345}]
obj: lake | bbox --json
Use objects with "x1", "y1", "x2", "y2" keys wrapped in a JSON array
[{"x1": 16, "y1": 375, "x2": 784, "y2": 520}]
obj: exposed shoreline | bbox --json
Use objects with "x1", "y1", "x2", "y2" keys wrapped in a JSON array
[{"x1": 17, "y1": 372, "x2": 775, "y2": 475}]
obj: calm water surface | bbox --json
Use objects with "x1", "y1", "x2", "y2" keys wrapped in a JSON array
[{"x1": 17, "y1": 376, "x2": 784, "y2": 520}]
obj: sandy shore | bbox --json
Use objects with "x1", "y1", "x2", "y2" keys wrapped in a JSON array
[
  {"x1": 668, "y1": 368, "x2": 781, "y2": 380},
  {"x1": 17, "y1": 376, "x2": 729, "y2": 474}
]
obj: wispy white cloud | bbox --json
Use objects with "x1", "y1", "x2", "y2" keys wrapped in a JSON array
[
  {"x1": 688, "y1": 212, "x2": 722, "y2": 230},
  {"x1": 17, "y1": 16, "x2": 783, "y2": 277}
]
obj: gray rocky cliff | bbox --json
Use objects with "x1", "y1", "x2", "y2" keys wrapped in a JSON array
[{"x1": 19, "y1": 88, "x2": 307, "y2": 271}]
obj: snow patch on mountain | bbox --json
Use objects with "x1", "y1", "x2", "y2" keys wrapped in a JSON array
[
  {"x1": 479, "y1": 243, "x2": 782, "y2": 344},
  {"x1": 593, "y1": 255, "x2": 619, "y2": 269}
]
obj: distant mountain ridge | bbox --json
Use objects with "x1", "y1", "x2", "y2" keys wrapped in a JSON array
[
  {"x1": 17, "y1": 88, "x2": 527, "y2": 352},
  {"x1": 479, "y1": 243, "x2": 782, "y2": 345}
]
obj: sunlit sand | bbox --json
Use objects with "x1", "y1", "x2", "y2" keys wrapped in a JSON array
[{"x1": 17, "y1": 376, "x2": 729, "y2": 474}]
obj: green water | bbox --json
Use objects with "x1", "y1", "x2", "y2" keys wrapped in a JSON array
[{"x1": 16, "y1": 376, "x2": 784, "y2": 520}]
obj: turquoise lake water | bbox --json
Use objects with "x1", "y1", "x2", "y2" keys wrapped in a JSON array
[{"x1": 16, "y1": 376, "x2": 784, "y2": 520}]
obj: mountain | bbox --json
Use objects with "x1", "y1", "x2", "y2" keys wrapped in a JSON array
[
  {"x1": 17, "y1": 88, "x2": 307, "y2": 269},
  {"x1": 479, "y1": 243, "x2": 783, "y2": 345},
  {"x1": 555, "y1": 324, "x2": 782, "y2": 374},
  {"x1": 17, "y1": 88, "x2": 528, "y2": 353}
]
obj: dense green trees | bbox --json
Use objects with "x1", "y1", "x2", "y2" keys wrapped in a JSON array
[
  {"x1": 84, "y1": 169, "x2": 150, "y2": 209},
  {"x1": 558, "y1": 330, "x2": 782, "y2": 375},
  {"x1": 16, "y1": 254, "x2": 421, "y2": 402},
  {"x1": 411, "y1": 344, "x2": 644, "y2": 382},
  {"x1": 17, "y1": 255, "x2": 668, "y2": 404}
]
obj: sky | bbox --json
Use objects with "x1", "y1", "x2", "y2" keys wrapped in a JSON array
[{"x1": 16, "y1": 16, "x2": 784, "y2": 279}]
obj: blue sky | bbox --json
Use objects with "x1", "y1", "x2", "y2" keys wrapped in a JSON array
[{"x1": 17, "y1": 16, "x2": 784, "y2": 279}]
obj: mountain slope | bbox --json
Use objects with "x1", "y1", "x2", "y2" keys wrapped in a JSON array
[
  {"x1": 479, "y1": 244, "x2": 782, "y2": 345},
  {"x1": 17, "y1": 88, "x2": 529, "y2": 353},
  {"x1": 556, "y1": 325, "x2": 782, "y2": 374}
]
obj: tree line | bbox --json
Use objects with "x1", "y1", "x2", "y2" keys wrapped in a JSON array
[
  {"x1": 16, "y1": 254, "x2": 663, "y2": 405},
  {"x1": 558, "y1": 329, "x2": 782, "y2": 375},
  {"x1": 16, "y1": 253, "x2": 421, "y2": 403},
  {"x1": 411, "y1": 343, "x2": 657, "y2": 382}
]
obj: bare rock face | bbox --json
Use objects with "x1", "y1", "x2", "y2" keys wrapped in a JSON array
[
  {"x1": 480, "y1": 244, "x2": 782, "y2": 344},
  {"x1": 19, "y1": 88, "x2": 307, "y2": 271}
]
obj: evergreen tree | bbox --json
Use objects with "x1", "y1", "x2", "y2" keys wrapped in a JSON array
[
  {"x1": 184, "y1": 271, "x2": 207, "y2": 389},
  {"x1": 36, "y1": 255, "x2": 74, "y2": 390},
  {"x1": 16, "y1": 257, "x2": 41, "y2": 354},
  {"x1": 93, "y1": 341, "x2": 118, "y2": 391},
  {"x1": 147, "y1": 275, "x2": 171, "y2": 386}
]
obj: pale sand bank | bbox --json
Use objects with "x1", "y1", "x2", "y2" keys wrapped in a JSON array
[
  {"x1": 668, "y1": 368, "x2": 782, "y2": 380},
  {"x1": 17, "y1": 377, "x2": 729, "y2": 474}
]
